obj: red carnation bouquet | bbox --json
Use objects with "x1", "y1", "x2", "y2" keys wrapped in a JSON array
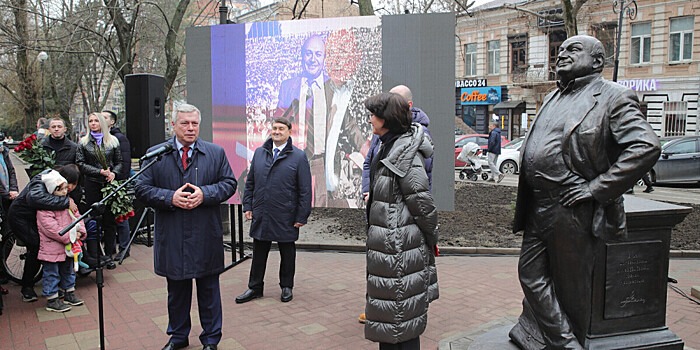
[
  {"x1": 101, "y1": 180, "x2": 135, "y2": 223},
  {"x1": 13, "y1": 134, "x2": 55, "y2": 178}
]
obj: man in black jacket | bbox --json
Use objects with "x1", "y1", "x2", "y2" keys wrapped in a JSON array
[
  {"x1": 41, "y1": 117, "x2": 81, "y2": 204},
  {"x1": 104, "y1": 111, "x2": 132, "y2": 260}
]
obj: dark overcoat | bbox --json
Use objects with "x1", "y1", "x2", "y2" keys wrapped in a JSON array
[
  {"x1": 135, "y1": 137, "x2": 237, "y2": 280},
  {"x1": 242, "y1": 137, "x2": 312, "y2": 243}
]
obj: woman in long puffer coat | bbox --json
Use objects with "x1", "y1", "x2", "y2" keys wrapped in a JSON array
[{"x1": 363, "y1": 92, "x2": 439, "y2": 350}]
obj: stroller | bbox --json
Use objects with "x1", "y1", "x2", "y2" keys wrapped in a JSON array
[{"x1": 456, "y1": 142, "x2": 489, "y2": 181}]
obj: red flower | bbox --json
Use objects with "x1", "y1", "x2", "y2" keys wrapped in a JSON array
[{"x1": 30, "y1": 134, "x2": 37, "y2": 141}]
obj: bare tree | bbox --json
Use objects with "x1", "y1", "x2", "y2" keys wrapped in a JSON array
[{"x1": 504, "y1": 0, "x2": 587, "y2": 36}]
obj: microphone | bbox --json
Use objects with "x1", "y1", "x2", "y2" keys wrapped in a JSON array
[{"x1": 140, "y1": 144, "x2": 175, "y2": 162}]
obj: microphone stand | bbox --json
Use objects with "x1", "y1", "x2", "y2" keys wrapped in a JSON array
[{"x1": 58, "y1": 153, "x2": 169, "y2": 350}]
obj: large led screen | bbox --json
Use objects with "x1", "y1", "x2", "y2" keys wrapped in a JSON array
[
  {"x1": 188, "y1": 13, "x2": 456, "y2": 210},
  {"x1": 211, "y1": 17, "x2": 381, "y2": 208}
]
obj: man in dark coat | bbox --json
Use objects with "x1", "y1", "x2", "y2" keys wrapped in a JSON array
[
  {"x1": 135, "y1": 103, "x2": 236, "y2": 350},
  {"x1": 508, "y1": 35, "x2": 661, "y2": 349},
  {"x1": 41, "y1": 117, "x2": 81, "y2": 205},
  {"x1": 235, "y1": 117, "x2": 312, "y2": 304},
  {"x1": 104, "y1": 110, "x2": 132, "y2": 260},
  {"x1": 486, "y1": 121, "x2": 503, "y2": 183}
]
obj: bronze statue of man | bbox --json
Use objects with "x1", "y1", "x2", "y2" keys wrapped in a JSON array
[{"x1": 509, "y1": 35, "x2": 661, "y2": 349}]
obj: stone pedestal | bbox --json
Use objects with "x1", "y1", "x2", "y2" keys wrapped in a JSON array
[{"x1": 581, "y1": 195, "x2": 690, "y2": 349}]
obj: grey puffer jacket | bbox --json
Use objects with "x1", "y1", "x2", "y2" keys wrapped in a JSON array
[{"x1": 365, "y1": 124, "x2": 439, "y2": 344}]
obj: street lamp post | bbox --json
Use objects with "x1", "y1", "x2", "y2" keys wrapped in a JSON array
[
  {"x1": 612, "y1": 0, "x2": 637, "y2": 82},
  {"x1": 219, "y1": 0, "x2": 228, "y2": 25},
  {"x1": 37, "y1": 51, "x2": 48, "y2": 119}
]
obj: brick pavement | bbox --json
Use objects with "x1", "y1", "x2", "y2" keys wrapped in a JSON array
[{"x1": 1, "y1": 245, "x2": 699, "y2": 350}]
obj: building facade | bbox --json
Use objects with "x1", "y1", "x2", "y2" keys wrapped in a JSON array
[{"x1": 455, "y1": 0, "x2": 699, "y2": 139}]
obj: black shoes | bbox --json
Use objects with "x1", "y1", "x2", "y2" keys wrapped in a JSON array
[
  {"x1": 161, "y1": 340, "x2": 189, "y2": 350},
  {"x1": 235, "y1": 289, "x2": 263, "y2": 304},
  {"x1": 643, "y1": 187, "x2": 654, "y2": 193},
  {"x1": 21, "y1": 287, "x2": 38, "y2": 302},
  {"x1": 203, "y1": 345, "x2": 217, "y2": 350},
  {"x1": 281, "y1": 287, "x2": 293, "y2": 303}
]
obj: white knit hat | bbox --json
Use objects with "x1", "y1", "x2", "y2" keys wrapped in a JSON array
[{"x1": 41, "y1": 170, "x2": 67, "y2": 194}]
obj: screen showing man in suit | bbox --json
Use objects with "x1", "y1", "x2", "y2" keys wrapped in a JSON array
[{"x1": 211, "y1": 17, "x2": 381, "y2": 208}]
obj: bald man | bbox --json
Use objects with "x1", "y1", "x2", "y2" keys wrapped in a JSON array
[
  {"x1": 361, "y1": 85, "x2": 433, "y2": 201},
  {"x1": 509, "y1": 35, "x2": 660, "y2": 349}
]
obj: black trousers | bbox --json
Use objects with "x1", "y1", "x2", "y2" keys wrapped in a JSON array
[
  {"x1": 21, "y1": 244, "x2": 40, "y2": 289},
  {"x1": 83, "y1": 180, "x2": 117, "y2": 256},
  {"x1": 379, "y1": 337, "x2": 420, "y2": 350},
  {"x1": 641, "y1": 172, "x2": 653, "y2": 187},
  {"x1": 166, "y1": 275, "x2": 222, "y2": 346},
  {"x1": 248, "y1": 239, "x2": 296, "y2": 291}
]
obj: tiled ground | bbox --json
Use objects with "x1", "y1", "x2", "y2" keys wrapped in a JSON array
[{"x1": 1, "y1": 245, "x2": 699, "y2": 349}]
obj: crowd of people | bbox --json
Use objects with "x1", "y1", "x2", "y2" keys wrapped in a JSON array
[{"x1": 0, "y1": 112, "x2": 134, "y2": 314}]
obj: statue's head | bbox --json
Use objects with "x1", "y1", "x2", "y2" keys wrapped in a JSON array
[{"x1": 556, "y1": 35, "x2": 605, "y2": 83}]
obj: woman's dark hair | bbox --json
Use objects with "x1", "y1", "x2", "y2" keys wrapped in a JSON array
[
  {"x1": 364, "y1": 92, "x2": 411, "y2": 134},
  {"x1": 56, "y1": 164, "x2": 81, "y2": 185}
]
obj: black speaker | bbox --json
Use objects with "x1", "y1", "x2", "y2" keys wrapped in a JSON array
[{"x1": 125, "y1": 74, "x2": 166, "y2": 158}]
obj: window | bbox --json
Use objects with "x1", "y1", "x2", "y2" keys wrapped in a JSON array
[
  {"x1": 631, "y1": 22, "x2": 651, "y2": 64},
  {"x1": 662, "y1": 101, "x2": 688, "y2": 137},
  {"x1": 465, "y1": 43, "x2": 477, "y2": 76},
  {"x1": 487, "y1": 40, "x2": 500, "y2": 75},
  {"x1": 511, "y1": 40, "x2": 527, "y2": 74},
  {"x1": 665, "y1": 140, "x2": 696, "y2": 154},
  {"x1": 593, "y1": 23, "x2": 617, "y2": 66},
  {"x1": 669, "y1": 16, "x2": 693, "y2": 62},
  {"x1": 456, "y1": 137, "x2": 476, "y2": 148},
  {"x1": 548, "y1": 30, "x2": 567, "y2": 80}
]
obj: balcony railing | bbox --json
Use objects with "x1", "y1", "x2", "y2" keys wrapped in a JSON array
[{"x1": 511, "y1": 66, "x2": 556, "y2": 84}]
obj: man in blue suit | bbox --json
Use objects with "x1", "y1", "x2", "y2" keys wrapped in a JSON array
[
  {"x1": 235, "y1": 117, "x2": 312, "y2": 304},
  {"x1": 135, "y1": 104, "x2": 237, "y2": 350}
]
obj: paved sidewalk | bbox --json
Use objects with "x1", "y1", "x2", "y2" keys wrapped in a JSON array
[{"x1": 1, "y1": 245, "x2": 699, "y2": 349}]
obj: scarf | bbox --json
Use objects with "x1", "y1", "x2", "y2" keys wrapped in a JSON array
[{"x1": 91, "y1": 131, "x2": 104, "y2": 146}]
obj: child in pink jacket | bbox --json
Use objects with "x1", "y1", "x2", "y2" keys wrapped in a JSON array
[{"x1": 37, "y1": 170, "x2": 86, "y2": 313}]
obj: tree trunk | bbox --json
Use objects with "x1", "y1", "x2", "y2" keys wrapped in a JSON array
[
  {"x1": 163, "y1": 0, "x2": 192, "y2": 100},
  {"x1": 561, "y1": 0, "x2": 578, "y2": 36},
  {"x1": 10, "y1": 0, "x2": 40, "y2": 135},
  {"x1": 103, "y1": 0, "x2": 135, "y2": 83},
  {"x1": 358, "y1": 0, "x2": 374, "y2": 16}
]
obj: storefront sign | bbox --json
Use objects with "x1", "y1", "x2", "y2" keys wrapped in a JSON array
[
  {"x1": 617, "y1": 79, "x2": 659, "y2": 92},
  {"x1": 460, "y1": 87, "x2": 501, "y2": 105},
  {"x1": 455, "y1": 79, "x2": 487, "y2": 88}
]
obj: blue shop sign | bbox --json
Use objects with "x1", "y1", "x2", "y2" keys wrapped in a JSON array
[{"x1": 460, "y1": 87, "x2": 501, "y2": 105}]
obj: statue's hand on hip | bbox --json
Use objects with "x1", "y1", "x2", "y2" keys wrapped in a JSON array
[{"x1": 560, "y1": 183, "x2": 593, "y2": 207}]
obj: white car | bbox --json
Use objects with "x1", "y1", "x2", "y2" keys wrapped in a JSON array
[{"x1": 480, "y1": 136, "x2": 525, "y2": 175}]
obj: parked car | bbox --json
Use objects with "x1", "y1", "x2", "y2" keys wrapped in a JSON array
[
  {"x1": 650, "y1": 135, "x2": 700, "y2": 184},
  {"x1": 479, "y1": 136, "x2": 525, "y2": 174},
  {"x1": 455, "y1": 134, "x2": 509, "y2": 167}
]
